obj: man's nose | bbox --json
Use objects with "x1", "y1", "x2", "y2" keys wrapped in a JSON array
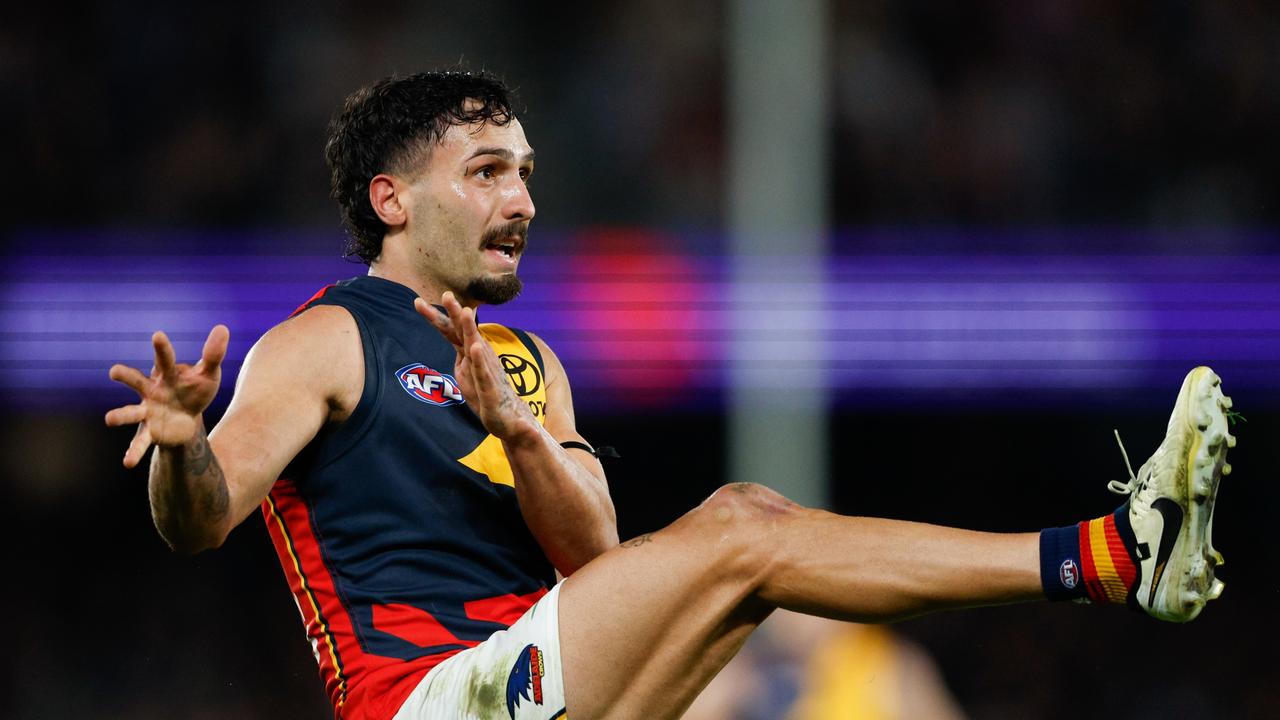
[{"x1": 501, "y1": 177, "x2": 535, "y2": 221}]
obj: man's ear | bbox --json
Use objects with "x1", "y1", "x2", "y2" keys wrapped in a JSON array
[{"x1": 369, "y1": 174, "x2": 407, "y2": 227}]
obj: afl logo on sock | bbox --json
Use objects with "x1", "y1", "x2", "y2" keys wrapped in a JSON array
[
  {"x1": 1059, "y1": 559, "x2": 1079, "y2": 589},
  {"x1": 396, "y1": 364, "x2": 465, "y2": 406}
]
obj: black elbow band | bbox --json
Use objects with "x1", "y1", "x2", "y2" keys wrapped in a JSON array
[{"x1": 560, "y1": 441, "x2": 620, "y2": 460}]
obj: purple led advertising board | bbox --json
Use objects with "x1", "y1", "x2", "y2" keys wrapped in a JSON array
[{"x1": 4, "y1": 229, "x2": 1277, "y2": 412}]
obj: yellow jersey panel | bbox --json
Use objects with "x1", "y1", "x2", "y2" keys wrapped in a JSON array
[{"x1": 456, "y1": 323, "x2": 548, "y2": 487}]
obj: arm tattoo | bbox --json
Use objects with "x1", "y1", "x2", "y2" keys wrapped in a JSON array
[
  {"x1": 183, "y1": 431, "x2": 229, "y2": 518},
  {"x1": 183, "y1": 432, "x2": 214, "y2": 476},
  {"x1": 151, "y1": 427, "x2": 230, "y2": 550},
  {"x1": 620, "y1": 533, "x2": 654, "y2": 549}
]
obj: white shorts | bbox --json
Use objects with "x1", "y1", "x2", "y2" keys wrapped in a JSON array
[{"x1": 392, "y1": 583, "x2": 567, "y2": 720}]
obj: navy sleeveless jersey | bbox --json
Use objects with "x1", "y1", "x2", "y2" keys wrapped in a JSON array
[{"x1": 259, "y1": 276, "x2": 556, "y2": 720}]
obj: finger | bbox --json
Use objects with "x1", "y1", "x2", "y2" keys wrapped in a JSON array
[
  {"x1": 441, "y1": 291, "x2": 471, "y2": 329},
  {"x1": 451, "y1": 346, "x2": 475, "y2": 400},
  {"x1": 108, "y1": 364, "x2": 150, "y2": 394},
  {"x1": 197, "y1": 324, "x2": 230, "y2": 376},
  {"x1": 105, "y1": 403, "x2": 146, "y2": 427},
  {"x1": 466, "y1": 319, "x2": 506, "y2": 390},
  {"x1": 413, "y1": 297, "x2": 436, "y2": 324},
  {"x1": 458, "y1": 306, "x2": 482, "y2": 348},
  {"x1": 443, "y1": 292, "x2": 480, "y2": 348},
  {"x1": 468, "y1": 338, "x2": 498, "y2": 392},
  {"x1": 123, "y1": 424, "x2": 153, "y2": 468},
  {"x1": 152, "y1": 331, "x2": 178, "y2": 379},
  {"x1": 460, "y1": 309, "x2": 493, "y2": 373},
  {"x1": 415, "y1": 298, "x2": 460, "y2": 346}
]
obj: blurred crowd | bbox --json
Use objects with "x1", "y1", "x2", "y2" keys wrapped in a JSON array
[
  {"x1": 684, "y1": 613, "x2": 968, "y2": 720},
  {"x1": 6, "y1": 1, "x2": 1278, "y2": 245},
  {"x1": 830, "y1": 2, "x2": 1279, "y2": 235}
]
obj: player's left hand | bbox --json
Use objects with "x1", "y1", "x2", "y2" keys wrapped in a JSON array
[{"x1": 415, "y1": 293, "x2": 537, "y2": 441}]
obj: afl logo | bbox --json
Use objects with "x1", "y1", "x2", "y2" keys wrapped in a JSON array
[
  {"x1": 1059, "y1": 559, "x2": 1079, "y2": 590},
  {"x1": 499, "y1": 353, "x2": 541, "y2": 397},
  {"x1": 396, "y1": 363, "x2": 465, "y2": 406}
]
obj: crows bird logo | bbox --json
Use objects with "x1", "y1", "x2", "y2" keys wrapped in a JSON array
[{"x1": 506, "y1": 643, "x2": 545, "y2": 718}]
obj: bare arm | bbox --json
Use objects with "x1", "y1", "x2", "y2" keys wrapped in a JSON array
[
  {"x1": 106, "y1": 306, "x2": 361, "y2": 553},
  {"x1": 106, "y1": 326, "x2": 233, "y2": 552},
  {"x1": 506, "y1": 331, "x2": 618, "y2": 573},
  {"x1": 148, "y1": 419, "x2": 231, "y2": 553},
  {"x1": 416, "y1": 293, "x2": 618, "y2": 575}
]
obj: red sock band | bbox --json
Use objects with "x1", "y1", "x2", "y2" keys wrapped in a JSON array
[{"x1": 1078, "y1": 514, "x2": 1138, "y2": 604}]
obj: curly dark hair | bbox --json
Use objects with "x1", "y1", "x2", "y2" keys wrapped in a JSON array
[{"x1": 324, "y1": 70, "x2": 518, "y2": 264}]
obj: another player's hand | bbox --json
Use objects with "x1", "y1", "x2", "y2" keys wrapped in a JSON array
[
  {"x1": 415, "y1": 293, "x2": 536, "y2": 441},
  {"x1": 105, "y1": 326, "x2": 230, "y2": 467}
]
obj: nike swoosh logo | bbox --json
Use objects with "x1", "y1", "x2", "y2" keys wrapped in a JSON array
[{"x1": 1147, "y1": 498, "x2": 1185, "y2": 607}]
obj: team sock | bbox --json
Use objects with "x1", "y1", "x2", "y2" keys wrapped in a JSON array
[{"x1": 1040, "y1": 507, "x2": 1140, "y2": 604}]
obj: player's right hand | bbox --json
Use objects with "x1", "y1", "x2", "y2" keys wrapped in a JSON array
[
  {"x1": 415, "y1": 293, "x2": 538, "y2": 442},
  {"x1": 105, "y1": 325, "x2": 230, "y2": 468}
]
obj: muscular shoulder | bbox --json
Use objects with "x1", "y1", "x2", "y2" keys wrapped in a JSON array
[
  {"x1": 237, "y1": 304, "x2": 364, "y2": 421},
  {"x1": 263, "y1": 303, "x2": 359, "y2": 348},
  {"x1": 521, "y1": 331, "x2": 566, "y2": 385},
  {"x1": 523, "y1": 331, "x2": 576, "y2": 424}
]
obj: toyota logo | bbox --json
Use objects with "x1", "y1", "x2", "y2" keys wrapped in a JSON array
[{"x1": 499, "y1": 354, "x2": 542, "y2": 396}]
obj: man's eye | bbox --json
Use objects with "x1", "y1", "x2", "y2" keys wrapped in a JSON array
[{"x1": 477, "y1": 166, "x2": 495, "y2": 179}]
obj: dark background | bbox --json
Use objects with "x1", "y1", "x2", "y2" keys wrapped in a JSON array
[{"x1": 4, "y1": 2, "x2": 1279, "y2": 718}]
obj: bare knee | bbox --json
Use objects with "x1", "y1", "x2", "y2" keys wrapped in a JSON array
[
  {"x1": 699, "y1": 482, "x2": 804, "y2": 524},
  {"x1": 678, "y1": 484, "x2": 802, "y2": 601},
  {"x1": 687, "y1": 484, "x2": 804, "y2": 575}
]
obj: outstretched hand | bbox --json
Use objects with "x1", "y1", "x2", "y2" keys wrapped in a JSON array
[
  {"x1": 105, "y1": 325, "x2": 230, "y2": 467},
  {"x1": 415, "y1": 293, "x2": 535, "y2": 441}
]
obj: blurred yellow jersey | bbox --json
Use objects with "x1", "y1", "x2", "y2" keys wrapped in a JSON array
[{"x1": 789, "y1": 625, "x2": 966, "y2": 720}]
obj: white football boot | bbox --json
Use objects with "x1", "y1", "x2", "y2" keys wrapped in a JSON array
[{"x1": 1109, "y1": 366, "x2": 1233, "y2": 622}]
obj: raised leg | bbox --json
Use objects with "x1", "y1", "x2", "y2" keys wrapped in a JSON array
[{"x1": 558, "y1": 482, "x2": 1041, "y2": 720}]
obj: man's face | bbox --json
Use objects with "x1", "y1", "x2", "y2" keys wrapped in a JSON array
[{"x1": 400, "y1": 115, "x2": 536, "y2": 305}]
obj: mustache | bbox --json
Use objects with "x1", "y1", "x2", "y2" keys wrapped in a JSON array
[{"x1": 481, "y1": 221, "x2": 529, "y2": 248}]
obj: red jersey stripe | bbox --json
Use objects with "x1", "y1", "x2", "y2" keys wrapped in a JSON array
[
  {"x1": 263, "y1": 482, "x2": 352, "y2": 713},
  {"x1": 464, "y1": 588, "x2": 549, "y2": 627},
  {"x1": 290, "y1": 284, "x2": 336, "y2": 318}
]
